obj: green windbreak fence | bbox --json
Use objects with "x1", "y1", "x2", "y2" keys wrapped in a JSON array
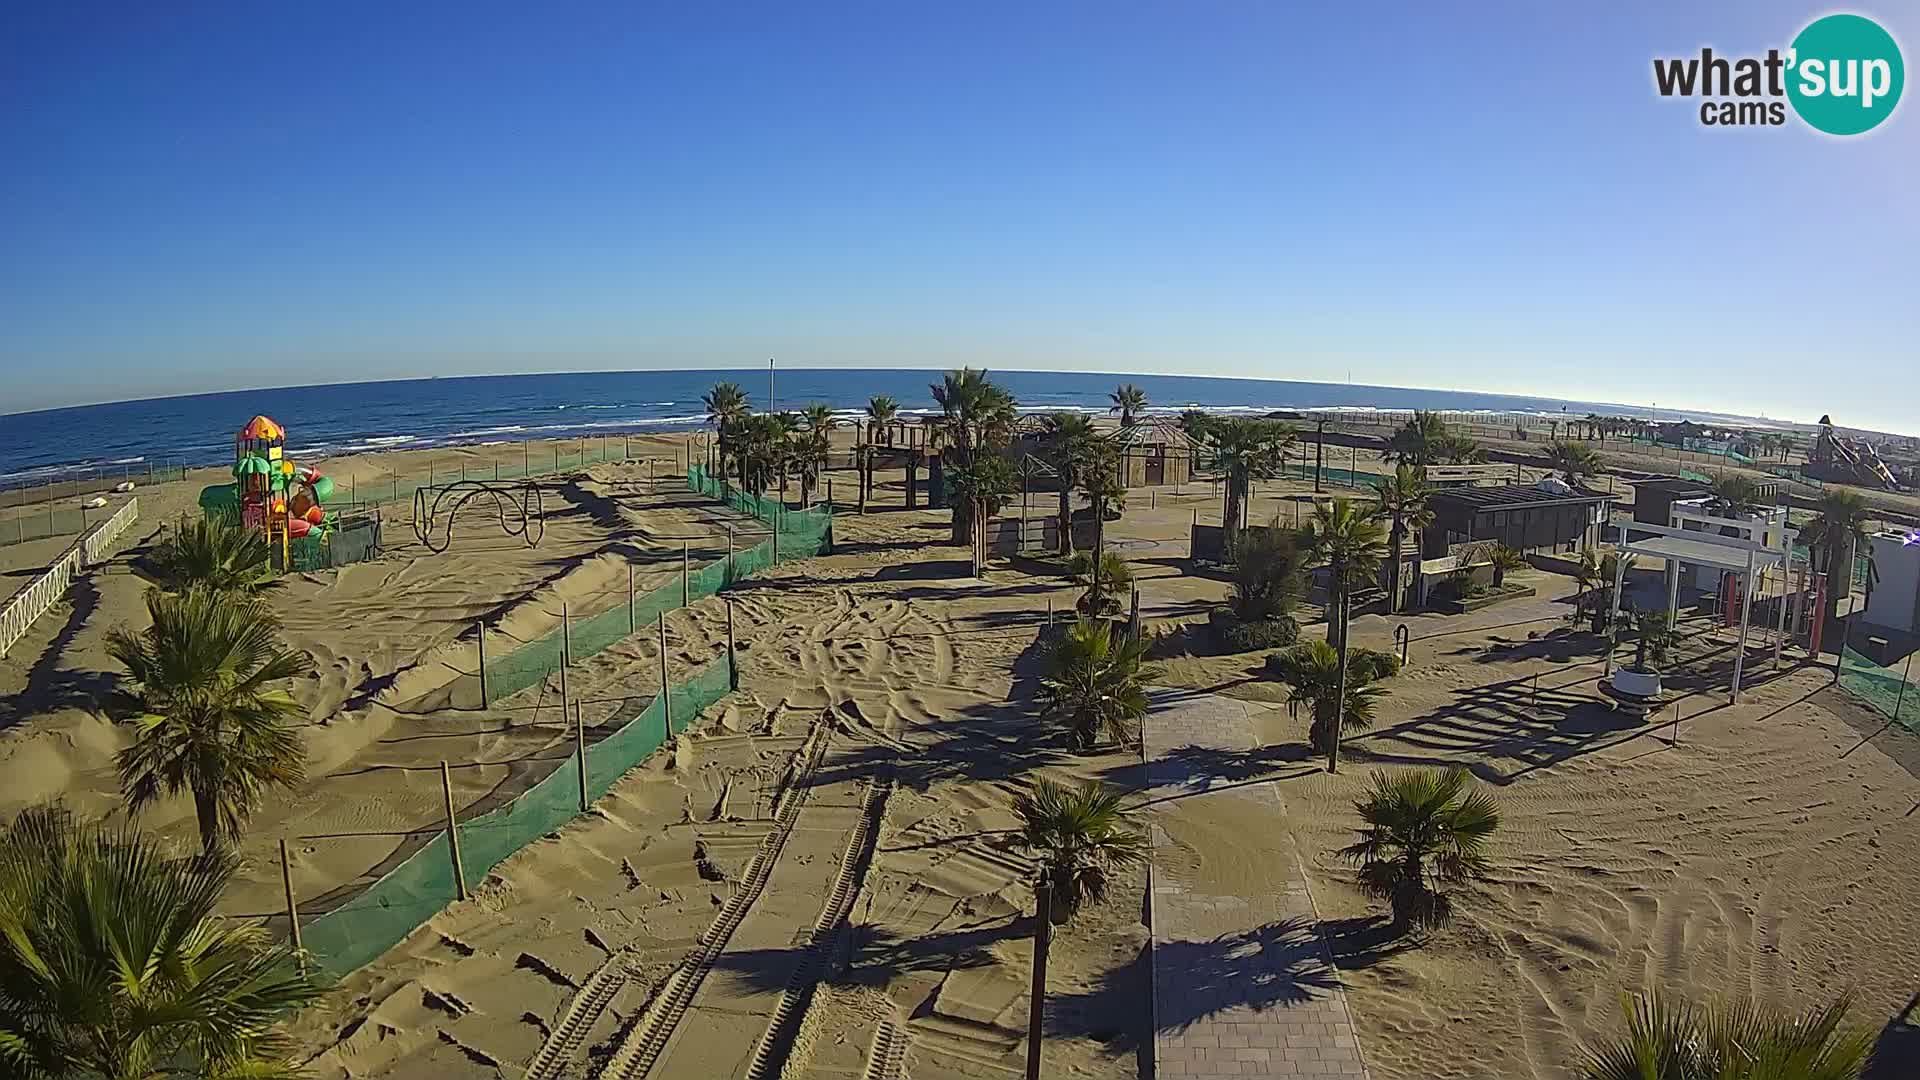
[
  {"x1": 1838, "y1": 647, "x2": 1918, "y2": 736},
  {"x1": 297, "y1": 467, "x2": 830, "y2": 976},
  {"x1": 474, "y1": 467, "x2": 830, "y2": 705},
  {"x1": 301, "y1": 655, "x2": 735, "y2": 976}
]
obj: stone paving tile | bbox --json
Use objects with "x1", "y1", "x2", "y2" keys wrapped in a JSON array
[{"x1": 1146, "y1": 691, "x2": 1371, "y2": 1079}]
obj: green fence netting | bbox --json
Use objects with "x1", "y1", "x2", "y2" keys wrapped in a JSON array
[
  {"x1": 298, "y1": 466, "x2": 822, "y2": 976},
  {"x1": 301, "y1": 656, "x2": 734, "y2": 977},
  {"x1": 1838, "y1": 647, "x2": 1918, "y2": 736}
]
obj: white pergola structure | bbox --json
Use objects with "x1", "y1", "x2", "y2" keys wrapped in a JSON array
[{"x1": 1604, "y1": 520, "x2": 1794, "y2": 703}]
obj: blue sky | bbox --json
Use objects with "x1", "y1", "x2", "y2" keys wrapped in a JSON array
[{"x1": 2, "y1": 2, "x2": 1914, "y2": 430}]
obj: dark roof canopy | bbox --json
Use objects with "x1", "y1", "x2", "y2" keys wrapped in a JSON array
[{"x1": 1429, "y1": 484, "x2": 1615, "y2": 512}]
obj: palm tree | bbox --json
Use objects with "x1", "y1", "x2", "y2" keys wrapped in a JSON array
[
  {"x1": 1548, "y1": 441, "x2": 1603, "y2": 488},
  {"x1": 703, "y1": 381, "x2": 751, "y2": 481},
  {"x1": 1339, "y1": 767, "x2": 1499, "y2": 933},
  {"x1": 1435, "y1": 433, "x2": 1486, "y2": 464},
  {"x1": 1075, "y1": 446, "x2": 1127, "y2": 603},
  {"x1": 1040, "y1": 412, "x2": 1097, "y2": 557},
  {"x1": 0, "y1": 806, "x2": 321, "y2": 1079},
  {"x1": 1300, "y1": 498, "x2": 1386, "y2": 771},
  {"x1": 1801, "y1": 488, "x2": 1877, "y2": 626},
  {"x1": 1488, "y1": 543, "x2": 1527, "y2": 587},
  {"x1": 1039, "y1": 618, "x2": 1157, "y2": 750},
  {"x1": 1710, "y1": 474, "x2": 1763, "y2": 514},
  {"x1": 947, "y1": 453, "x2": 1017, "y2": 568},
  {"x1": 108, "y1": 589, "x2": 312, "y2": 858},
  {"x1": 1582, "y1": 992, "x2": 1873, "y2": 1080},
  {"x1": 1269, "y1": 639, "x2": 1389, "y2": 755},
  {"x1": 1109, "y1": 384, "x2": 1147, "y2": 428},
  {"x1": 796, "y1": 403, "x2": 835, "y2": 507},
  {"x1": 1177, "y1": 408, "x2": 1215, "y2": 443},
  {"x1": 1384, "y1": 411, "x2": 1450, "y2": 467},
  {"x1": 1200, "y1": 418, "x2": 1294, "y2": 557},
  {"x1": 1071, "y1": 550, "x2": 1133, "y2": 616},
  {"x1": 861, "y1": 394, "x2": 899, "y2": 508},
  {"x1": 931, "y1": 368, "x2": 1018, "y2": 543},
  {"x1": 771, "y1": 411, "x2": 803, "y2": 505},
  {"x1": 152, "y1": 515, "x2": 282, "y2": 595},
  {"x1": 1371, "y1": 466, "x2": 1432, "y2": 613},
  {"x1": 1573, "y1": 547, "x2": 1635, "y2": 634},
  {"x1": 1012, "y1": 779, "x2": 1146, "y2": 1080}
]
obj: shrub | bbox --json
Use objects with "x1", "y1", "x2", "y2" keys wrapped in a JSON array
[
  {"x1": 1209, "y1": 606, "x2": 1300, "y2": 652},
  {"x1": 1349, "y1": 647, "x2": 1401, "y2": 681}
]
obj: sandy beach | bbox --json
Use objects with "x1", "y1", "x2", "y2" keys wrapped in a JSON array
[{"x1": 3, "y1": 432, "x2": 1917, "y2": 1079}]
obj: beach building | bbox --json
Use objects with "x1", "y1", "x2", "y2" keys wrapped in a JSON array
[
  {"x1": 1669, "y1": 494, "x2": 1789, "y2": 595},
  {"x1": 1420, "y1": 481, "x2": 1614, "y2": 560},
  {"x1": 1630, "y1": 477, "x2": 1713, "y2": 529},
  {"x1": 1863, "y1": 530, "x2": 1920, "y2": 638}
]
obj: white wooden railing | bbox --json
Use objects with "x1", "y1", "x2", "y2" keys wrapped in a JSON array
[
  {"x1": 0, "y1": 497, "x2": 138, "y2": 658},
  {"x1": 82, "y1": 497, "x2": 139, "y2": 567}
]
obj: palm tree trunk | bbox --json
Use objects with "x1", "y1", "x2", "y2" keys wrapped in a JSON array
[
  {"x1": 1387, "y1": 517, "x2": 1405, "y2": 614},
  {"x1": 1025, "y1": 881, "x2": 1053, "y2": 1080},
  {"x1": 194, "y1": 786, "x2": 221, "y2": 859},
  {"x1": 1328, "y1": 570, "x2": 1350, "y2": 774},
  {"x1": 1223, "y1": 475, "x2": 1243, "y2": 558},
  {"x1": 1058, "y1": 483, "x2": 1073, "y2": 557}
]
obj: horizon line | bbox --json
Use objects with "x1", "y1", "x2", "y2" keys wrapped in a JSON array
[{"x1": 0, "y1": 364, "x2": 1889, "y2": 436}]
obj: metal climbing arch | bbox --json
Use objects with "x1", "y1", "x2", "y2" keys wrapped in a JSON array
[{"x1": 410, "y1": 480, "x2": 546, "y2": 553}]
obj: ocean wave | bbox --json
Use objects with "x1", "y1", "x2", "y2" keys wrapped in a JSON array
[
  {"x1": 360, "y1": 435, "x2": 419, "y2": 446},
  {"x1": 445, "y1": 425, "x2": 528, "y2": 438}
]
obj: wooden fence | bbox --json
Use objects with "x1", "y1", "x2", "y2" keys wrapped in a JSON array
[{"x1": 0, "y1": 497, "x2": 138, "y2": 658}]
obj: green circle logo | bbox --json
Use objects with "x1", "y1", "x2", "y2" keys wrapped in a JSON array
[{"x1": 1787, "y1": 14, "x2": 1904, "y2": 135}]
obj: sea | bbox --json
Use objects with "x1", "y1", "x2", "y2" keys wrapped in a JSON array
[{"x1": 0, "y1": 368, "x2": 1774, "y2": 486}]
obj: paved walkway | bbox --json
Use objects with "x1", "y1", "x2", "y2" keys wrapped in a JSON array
[{"x1": 1145, "y1": 691, "x2": 1370, "y2": 1078}]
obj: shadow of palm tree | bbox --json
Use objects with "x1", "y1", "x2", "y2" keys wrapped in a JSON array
[
  {"x1": 1345, "y1": 672, "x2": 1651, "y2": 784},
  {"x1": 1138, "y1": 916, "x2": 1404, "y2": 1036},
  {"x1": 1869, "y1": 989, "x2": 1920, "y2": 1079}
]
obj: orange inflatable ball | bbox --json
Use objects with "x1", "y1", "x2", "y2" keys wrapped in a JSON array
[{"x1": 305, "y1": 506, "x2": 325, "y2": 525}]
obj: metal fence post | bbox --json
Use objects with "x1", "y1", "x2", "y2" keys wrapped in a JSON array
[
  {"x1": 476, "y1": 621, "x2": 488, "y2": 707},
  {"x1": 279, "y1": 838, "x2": 303, "y2": 969},
  {"x1": 658, "y1": 612, "x2": 672, "y2": 735},
  {"x1": 725, "y1": 595, "x2": 741, "y2": 687},
  {"x1": 628, "y1": 561, "x2": 636, "y2": 634},
  {"x1": 575, "y1": 702, "x2": 589, "y2": 812},
  {"x1": 441, "y1": 762, "x2": 468, "y2": 901},
  {"x1": 682, "y1": 541, "x2": 690, "y2": 606}
]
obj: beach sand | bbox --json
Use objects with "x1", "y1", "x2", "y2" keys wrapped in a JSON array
[{"x1": 3, "y1": 433, "x2": 1917, "y2": 1079}]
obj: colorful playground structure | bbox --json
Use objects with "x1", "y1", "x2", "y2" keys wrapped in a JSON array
[{"x1": 199, "y1": 415, "x2": 373, "y2": 570}]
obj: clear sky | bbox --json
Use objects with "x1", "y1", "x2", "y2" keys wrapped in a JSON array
[{"x1": 2, "y1": 2, "x2": 1914, "y2": 430}]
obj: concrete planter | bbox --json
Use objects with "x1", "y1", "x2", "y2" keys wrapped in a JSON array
[{"x1": 1610, "y1": 668, "x2": 1662, "y2": 698}]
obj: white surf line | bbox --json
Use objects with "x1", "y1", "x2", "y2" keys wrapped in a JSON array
[
  {"x1": 592, "y1": 721, "x2": 831, "y2": 1080},
  {"x1": 741, "y1": 773, "x2": 894, "y2": 1080}
]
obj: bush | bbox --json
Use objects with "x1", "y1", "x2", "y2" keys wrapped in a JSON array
[
  {"x1": 1348, "y1": 647, "x2": 1401, "y2": 681},
  {"x1": 1209, "y1": 606, "x2": 1300, "y2": 652}
]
